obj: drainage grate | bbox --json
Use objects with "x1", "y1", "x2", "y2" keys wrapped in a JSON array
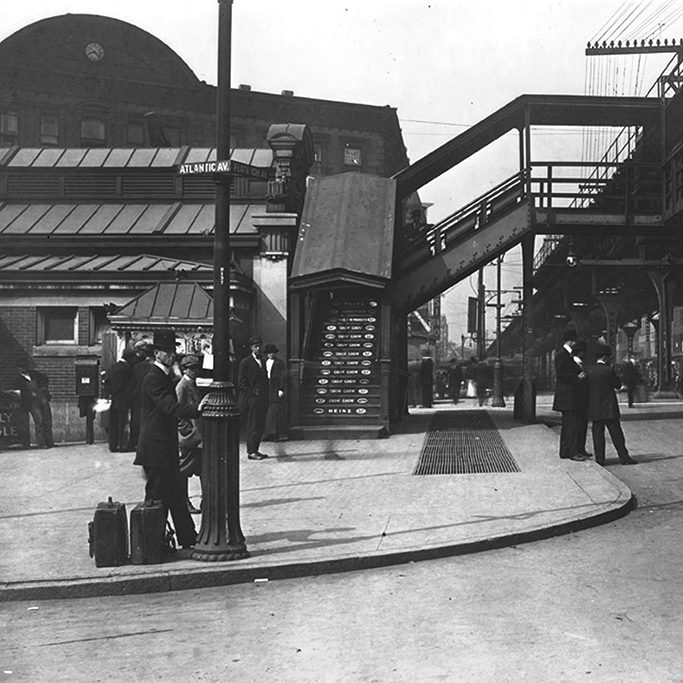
[{"x1": 413, "y1": 410, "x2": 520, "y2": 475}]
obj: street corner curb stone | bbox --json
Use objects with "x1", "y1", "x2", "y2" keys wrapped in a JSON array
[{"x1": 0, "y1": 491, "x2": 636, "y2": 602}]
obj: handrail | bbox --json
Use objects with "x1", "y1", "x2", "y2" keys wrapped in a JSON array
[{"x1": 396, "y1": 171, "x2": 526, "y2": 269}]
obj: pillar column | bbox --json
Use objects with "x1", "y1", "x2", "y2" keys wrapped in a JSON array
[{"x1": 647, "y1": 268, "x2": 676, "y2": 393}]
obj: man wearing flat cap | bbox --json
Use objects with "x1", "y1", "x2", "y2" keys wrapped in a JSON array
[
  {"x1": 133, "y1": 329, "x2": 200, "y2": 549},
  {"x1": 237, "y1": 335, "x2": 269, "y2": 460},
  {"x1": 587, "y1": 343, "x2": 637, "y2": 466},
  {"x1": 552, "y1": 328, "x2": 589, "y2": 461}
]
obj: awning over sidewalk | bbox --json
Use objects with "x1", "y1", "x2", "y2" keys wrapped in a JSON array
[{"x1": 109, "y1": 282, "x2": 214, "y2": 331}]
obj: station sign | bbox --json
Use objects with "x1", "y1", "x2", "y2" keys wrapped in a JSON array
[{"x1": 177, "y1": 158, "x2": 274, "y2": 180}]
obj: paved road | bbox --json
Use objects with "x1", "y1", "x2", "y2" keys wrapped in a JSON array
[{"x1": 1, "y1": 414, "x2": 681, "y2": 682}]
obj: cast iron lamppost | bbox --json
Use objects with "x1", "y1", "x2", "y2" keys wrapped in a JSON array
[{"x1": 193, "y1": 0, "x2": 248, "y2": 562}]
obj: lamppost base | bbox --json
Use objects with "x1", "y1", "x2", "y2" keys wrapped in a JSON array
[
  {"x1": 192, "y1": 546, "x2": 249, "y2": 562},
  {"x1": 192, "y1": 380, "x2": 248, "y2": 563}
]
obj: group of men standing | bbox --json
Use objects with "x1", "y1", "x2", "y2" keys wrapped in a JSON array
[{"x1": 552, "y1": 328, "x2": 638, "y2": 466}]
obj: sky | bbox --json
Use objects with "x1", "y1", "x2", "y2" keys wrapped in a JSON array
[{"x1": 2, "y1": 0, "x2": 683, "y2": 350}]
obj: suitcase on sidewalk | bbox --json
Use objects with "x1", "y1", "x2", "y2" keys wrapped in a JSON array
[
  {"x1": 88, "y1": 497, "x2": 128, "y2": 567},
  {"x1": 130, "y1": 501, "x2": 166, "y2": 565}
]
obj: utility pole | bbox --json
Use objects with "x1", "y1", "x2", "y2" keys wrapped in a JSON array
[
  {"x1": 477, "y1": 267, "x2": 485, "y2": 359},
  {"x1": 193, "y1": 0, "x2": 248, "y2": 563},
  {"x1": 491, "y1": 255, "x2": 506, "y2": 407}
]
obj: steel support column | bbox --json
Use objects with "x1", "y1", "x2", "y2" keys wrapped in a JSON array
[{"x1": 647, "y1": 267, "x2": 676, "y2": 393}]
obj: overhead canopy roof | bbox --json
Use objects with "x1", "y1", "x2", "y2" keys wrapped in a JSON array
[
  {"x1": 1, "y1": 146, "x2": 273, "y2": 170},
  {"x1": 108, "y1": 282, "x2": 213, "y2": 330},
  {"x1": 0, "y1": 253, "x2": 212, "y2": 279},
  {"x1": 290, "y1": 172, "x2": 395, "y2": 289},
  {"x1": 0, "y1": 202, "x2": 263, "y2": 236}
]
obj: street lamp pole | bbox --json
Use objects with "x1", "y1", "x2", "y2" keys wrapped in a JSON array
[{"x1": 193, "y1": 0, "x2": 248, "y2": 562}]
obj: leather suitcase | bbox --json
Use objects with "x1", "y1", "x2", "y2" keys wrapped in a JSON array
[
  {"x1": 130, "y1": 501, "x2": 166, "y2": 565},
  {"x1": 88, "y1": 497, "x2": 128, "y2": 567}
]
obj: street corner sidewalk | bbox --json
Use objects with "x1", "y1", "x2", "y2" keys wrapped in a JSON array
[{"x1": 0, "y1": 409, "x2": 634, "y2": 601}]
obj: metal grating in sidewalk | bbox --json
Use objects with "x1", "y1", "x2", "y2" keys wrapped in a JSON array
[{"x1": 414, "y1": 410, "x2": 520, "y2": 475}]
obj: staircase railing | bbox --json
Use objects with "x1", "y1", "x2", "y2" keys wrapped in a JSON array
[{"x1": 396, "y1": 170, "x2": 526, "y2": 270}]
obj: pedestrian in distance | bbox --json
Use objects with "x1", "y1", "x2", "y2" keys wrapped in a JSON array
[
  {"x1": 262, "y1": 343, "x2": 288, "y2": 442},
  {"x1": 103, "y1": 349, "x2": 136, "y2": 452},
  {"x1": 474, "y1": 357, "x2": 490, "y2": 407},
  {"x1": 620, "y1": 356, "x2": 643, "y2": 408},
  {"x1": 552, "y1": 328, "x2": 589, "y2": 461},
  {"x1": 237, "y1": 335, "x2": 270, "y2": 460},
  {"x1": 418, "y1": 348, "x2": 434, "y2": 408},
  {"x1": 587, "y1": 344, "x2": 638, "y2": 466},
  {"x1": 13, "y1": 358, "x2": 54, "y2": 449},
  {"x1": 127, "y1": 339, "x2": 153, "y2": 451},
  {"x1": 447, "y1": 357, "x2": 463, "y2": 404},
  {"x1": 175, "y1": 354, "x2": 204, "y2": 514},
  {"x1": 133, "y1": 329, "x2": 199, "y2": 550}
]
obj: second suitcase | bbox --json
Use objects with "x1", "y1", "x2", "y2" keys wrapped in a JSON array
[{"x1": 130, "y1": 501, "x2": 166, "y2": 565}]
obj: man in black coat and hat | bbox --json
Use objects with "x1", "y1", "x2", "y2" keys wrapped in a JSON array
[
  {"x1": 587, "y1": 343, "x2": 637, "y2": 466},
  {"x1": 238, "y1": 335, "x2": 269, "y2": 460},
  {"x1": 552, "y1": 328, "x2": 589, "y2": 461},
  {"x1": 133, "y1": 329, "x2": 199, "y2": 549}
]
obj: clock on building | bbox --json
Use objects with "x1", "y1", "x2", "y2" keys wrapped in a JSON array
[{"x1": 85, "y1": 42, "x2": 104, "y2": 62}]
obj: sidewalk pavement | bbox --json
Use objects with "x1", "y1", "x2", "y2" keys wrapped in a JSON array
[{"x1": 2, "y1": 393, "x2": 661, "y2": 602}]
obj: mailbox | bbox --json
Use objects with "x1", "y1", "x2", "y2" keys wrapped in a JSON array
[{"x1": 75, "y1": 357, "x2": 100, "y2": 397}]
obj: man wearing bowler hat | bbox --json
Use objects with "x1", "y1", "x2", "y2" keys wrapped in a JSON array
[
  {"x1": 237, "y1": 335, "x2": 269, "y2": 460},
  {"x1": 587, "y1": 343, "x2": 638, "y2": 466},
  {"x1": 552, "y1": 328, "x2": 589, "y2": 461},
  {"x1": 133, "y1": 329, "x2": 200, "y2": 549}
]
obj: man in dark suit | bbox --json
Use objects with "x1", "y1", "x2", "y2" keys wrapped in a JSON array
[
  {"x1": 127, "y1": 340, "x2": 153, "y2": 451},
  {"x1": 237, "y1": 335, "x2": 269, "y2": 460},
  {"x1": 104, "y1": 349, "x2": 136, "y2": 452},
  {"x1": 133, "y1": 329, "x2": 199, "y2": 550},
  {"x1": 587, "y1": 344, "x2": 637, "y2": 466},
  {"x1": 552, "y1": 329, "x2": 588, "y2": 461},
  {"x1": 13, "y1": 358, "x2": 53, "y2": 448}
]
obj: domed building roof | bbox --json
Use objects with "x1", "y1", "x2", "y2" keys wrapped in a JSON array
[{"x1": 0, "y1": 13, "x2": 200, "y2": 88}]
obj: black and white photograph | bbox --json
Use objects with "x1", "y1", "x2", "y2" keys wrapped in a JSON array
[{"x1": 1, "y1": 0, "x2": 682, "y2": 680}]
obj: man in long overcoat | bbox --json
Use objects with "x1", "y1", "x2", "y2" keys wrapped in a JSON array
[
  {"x1": 133, "y1": 329, "x2": 199, "y2": 549},
  {"x1": 238, "y1": 335, "x2": 269, "y2": 460},
  {"x1": 552, "y1": 329, "x2": 588, "y2": 461},
  {"x1": 104, "y1": 349, "x2": 136, "y2": 452},
  {"x1": 13, "y1": 358, "x2": 53, "y2": 448},
  {"x1": 587, "y1": 344, "x2": 637, "y2": 466}
]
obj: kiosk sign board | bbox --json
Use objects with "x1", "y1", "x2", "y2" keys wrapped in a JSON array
[{"x1": 0, "y1": 390, "x2": 29, "y2": 449}]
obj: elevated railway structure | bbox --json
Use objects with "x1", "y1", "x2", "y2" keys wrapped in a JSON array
[{"x1": 291, "y1": 53, "x2": 683, "y2": 434}]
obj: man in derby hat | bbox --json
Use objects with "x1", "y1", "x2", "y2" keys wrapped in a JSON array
[
  {"x1": 237, "y1": 335, "x2": 269, "y2": 460},
  {"x1": 262, "y1": 343, "x2": 288, "y2": 442},
  {"x1": 552, "y1": 328, "x2": 589, "y2": 461},
  {"x1": 587, "y1": 343, "x2": 637, "y2": 466},
  {"x1": 133, "y1": 329, "x2": 200, "y2": 549}
]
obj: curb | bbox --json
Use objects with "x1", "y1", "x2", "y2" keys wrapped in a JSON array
[{"x1": 0, "y1": 494, "x2": 636, "y2": 602}]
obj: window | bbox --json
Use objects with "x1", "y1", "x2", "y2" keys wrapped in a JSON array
[
  {"x1": 314, "y1": 144, "x2": 323, "y2": 165},
  {"x1": 80, "y1": 118, "x2": 106, "y2": 147},
  {"x1": 127, "y1": 121, "x2": 145, "y2": 146},
  {"x1": 40, "y1": 115, "x2": 59, "y2": 146},
  {"x1": 0, "y1": 112, "x2": 19, "y2": 145},
  {"x1": 344, "y1": 144, "x2": 362, "y2": 167},
  {"x1": 39, "y1": 307, "x2": 78, "y2": 344}
]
